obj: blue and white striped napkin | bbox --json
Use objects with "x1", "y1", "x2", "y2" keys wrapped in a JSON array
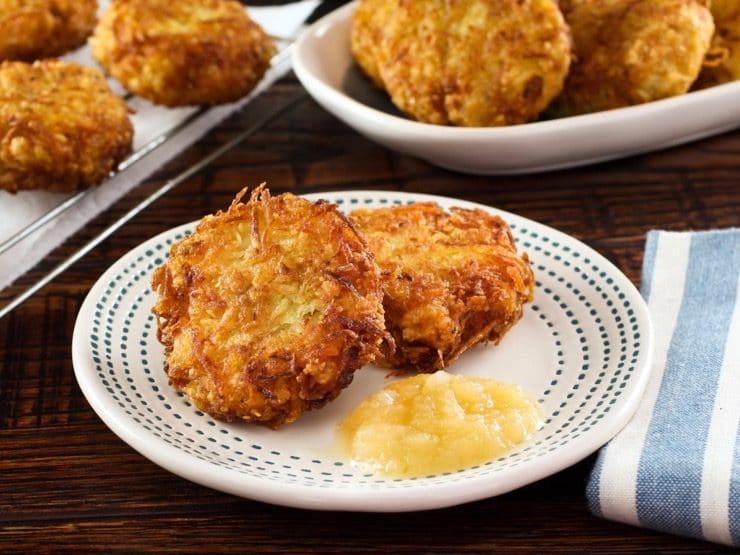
[{"x1": 587, "y1": 229, "x2": 740, "y2": 546}]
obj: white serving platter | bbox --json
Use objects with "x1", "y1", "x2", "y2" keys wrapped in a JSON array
[{"x1": 292, "y1": 1, "x2": 740, "y2": 174}]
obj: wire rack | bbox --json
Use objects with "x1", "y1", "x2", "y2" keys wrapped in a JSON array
[{"x1": 0, "y1": 45, "x2": 305, "y2": 320}]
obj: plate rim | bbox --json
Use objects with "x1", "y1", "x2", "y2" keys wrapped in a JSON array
[{"x1": 72, "y1": 190, "x2": 654, "y2": 512}]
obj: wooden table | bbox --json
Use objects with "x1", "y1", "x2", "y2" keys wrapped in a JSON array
[{"x1": 1, "y1": 76, "x2": 738, "y2": 553}]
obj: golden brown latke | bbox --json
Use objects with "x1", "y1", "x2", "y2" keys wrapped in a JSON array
[
  {"x1": 0, "y1": 0, "x2": 97, "y2": 61},
  {"x1": 350, "y1": 0, "x2": 572, "y2": 127},
  {"x1": 350, "y1": 0, "x2": 394, "y2": 88},
  {"x1": 151, "y1": 187, "x2": 388, "y2": 428},
  {"x1": 695, "y1": 0, "x2": 740, "y2": 88},
  {"x1": 90, "y1": 0, "x2": 276, "y2": 106},
  {"x1": 553, "y1": 0, "x2": 714, "y2": 116},
  {"x1": 350, "y1": 203, "x2": 534, "y2": 374},
  {"x1": 0, "y1": 60, "x2": 133, "y2": 193}
]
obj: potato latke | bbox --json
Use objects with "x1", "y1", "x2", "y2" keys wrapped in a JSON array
[
  {"x1": 350, "y1": 203, "x2": 534, "y2": 374},
  {"x1": 695, "y1": 0, "x2": 740, "y2": 88},
  {"x1": 151, "y1": 187, "x2": 388, "y2": 428},
  {"x1": 90, "y1": 0, "x2": 275, "y2": 106},
  {"x1": 0, "y1": 60, "x2": 133, "y2": 193},
  {"x1": 350, "y1": 0, "x2": 572, "y2": 127},
  {"x1": 349, "y1": 0, "x2": 394, "y2": 88},
  {"x1": 553, "y1": 0, "x2": 714, "y2": 115},
  {"x1": 0, "y1": 0, "x2": 97, "y2": 61}
]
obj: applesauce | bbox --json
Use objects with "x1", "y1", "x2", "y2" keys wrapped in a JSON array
[{"x1": 339, "y1": 371, "x2": 542, "y2": 478}]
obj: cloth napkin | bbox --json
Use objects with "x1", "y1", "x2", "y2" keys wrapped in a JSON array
[
  {"x1": 587, "y1": 229, "x2": 740, "y2": 546},
  {"x1": 0, "y1": 0, "x2": 320, "y2": 292}
]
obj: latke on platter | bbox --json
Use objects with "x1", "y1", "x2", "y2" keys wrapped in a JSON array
[
  {"x1": 350, "y1": 203, "x2": 535, "y2": 374},
  {"x1": 553, "y1": 0, "x2": 714, "y2": 115},
  {"x1": 151, "y1": 187, "x2": 388, "y2": 428},
  {"x1": 0, "y1": 0, "x2": 97, "y2": 61},
  {"x1": 350, "y1": 0, "x2": 572, "y2": 126},
  {"x1": 349, "y1": 0, "x2": 394, "y2": 89},
  {"x1": 0, "y1": 59, "x2": 133, "y2": 193},
  {"x1": 90, "y1": 0, "x2": 276, "y2": 106},
  {"x1": 695, "y1": 0, "x2": 740, "y2": 88}
]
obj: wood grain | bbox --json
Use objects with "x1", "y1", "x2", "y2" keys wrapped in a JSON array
[{"x1": 1, "y1": 76, "x2": 738, "y2": 553}]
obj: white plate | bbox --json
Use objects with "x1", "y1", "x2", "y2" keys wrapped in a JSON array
[
  {"x1": 292, "y1": 1, "x2": 740, "y2": 174},
  {"x1": 72, "y1": 191, "x2": 653, "y2": 512}
]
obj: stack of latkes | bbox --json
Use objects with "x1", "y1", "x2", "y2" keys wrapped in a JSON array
[
  {"x1": 351, "y1": 0, "x2": 736, "y2": 126},
  {"x1": 151, "y1": 187, "x2": 535, "y2": 428}
]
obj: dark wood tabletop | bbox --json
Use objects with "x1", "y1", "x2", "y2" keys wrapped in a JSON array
[{"x1": 2, "y1": 74, "x2": 739, "y2": 553}]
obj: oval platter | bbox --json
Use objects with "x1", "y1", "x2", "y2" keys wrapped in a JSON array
[{"x1": 292, "y1": 1, "x2": 740, "y2": 174}]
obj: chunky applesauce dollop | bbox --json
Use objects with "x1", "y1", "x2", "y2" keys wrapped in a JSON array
[{"x1": 339, "y1": 371, "x2": 542, "y2": 478}]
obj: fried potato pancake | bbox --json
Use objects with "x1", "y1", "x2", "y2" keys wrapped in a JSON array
[
  {"x1": 0, "y1": 60, "x2": 133, "y2": 193},
  {"x1": 553, "y1": 0, "x2": 714, "y2": 115},
  {"x1": 350, "y1": 203, "x2": 534, "y2": 374},
  {"x1": 695, "y1": 0, "x2": 740, "y2": 88},
  {"x1": 0, "y1": 0, "x2": 97, "y2": 61},
  {"x1": 151, "y1": 187, "x2": 388, "y2": 428},
  {"x1": 90, "y1": 0, "x2": 276, "y2": 106},
  {"x1": 350, "y1": 0, "x2": 572, "y2": 127},
  {"x1": 350, "y1": 0, "x2": 394, "y2": 88}
]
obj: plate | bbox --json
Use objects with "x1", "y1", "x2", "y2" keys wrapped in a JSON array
[
  {"x1": 292, "y1": 1, "x2": 740, "y2": 175},
  {"x1": 72, "y1": 190, "x2": 653, "y2": 512}
]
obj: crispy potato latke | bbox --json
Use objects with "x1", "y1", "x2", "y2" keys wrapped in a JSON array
[
  {"x1": 90, "y1": 0, "x2": 276, "y2": 106},
  {"x1": 0, "y1": 59, "x2": 133, "y2": 193},
  {"x1": 350, "y1": 203, "x2": 534, "y2": 374},
  {"x1": 151, "y1": 187, "x2": 388, "y2": 428},
  {"x1": 695, "y1": 0, "x2": 740, "y2": 88},
  {"x1": 0, "y1": 0, "x2": 97, "y2": 61},
  {"x1": 351, "y1": 0, "x2": 572, "y2": 126},
  {"x1": 349, "y1": 0, "x2": 394, "y2": 88},
  {"x1": 553, "y1": 0, "x2": 714, "y2": 115}
]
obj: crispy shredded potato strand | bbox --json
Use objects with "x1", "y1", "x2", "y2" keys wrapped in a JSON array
[
  {"x1": 151, "y1": 187, "x2": 387, "y2": 428},
  {"x1": 0, "y1": 0, "x2": 97, "y2": 61},
  {"x1": 0, "y1": 59, "x2": 133, "y2": 193},
  {"x1": 351, "y1": 203, "x2": 534, "y2": 374},
  {"x1": 91, "y1": 0, "x2": 276, "y2": 106}
]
